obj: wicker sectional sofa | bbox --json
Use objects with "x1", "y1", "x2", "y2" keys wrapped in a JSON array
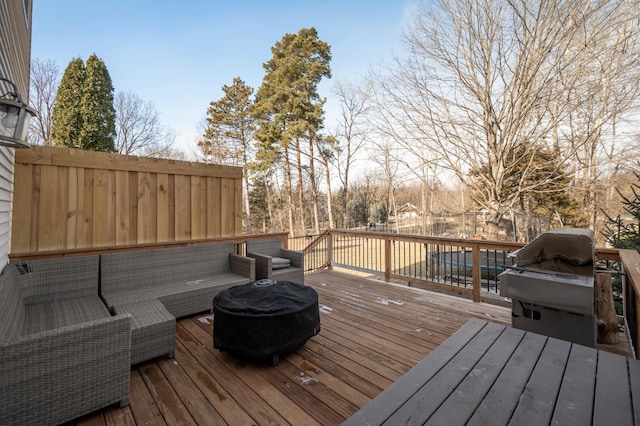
[
  {"x1": 0, "y1": 256, "x2": 132, "y2": 426},
  {"x1": 0, "y1": 241, "x2": 255, "y2": 424},
  {"x1": 101, "y1": 242, "x2": 255, "y2": 365}
]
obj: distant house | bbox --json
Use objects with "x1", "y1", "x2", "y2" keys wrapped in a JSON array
[
  {"x1": 0, "y1": 0, "x2": 32, "y2": 266},
  {"x1": 392, "y1": 203, "x2": 421, "y2": 219}
]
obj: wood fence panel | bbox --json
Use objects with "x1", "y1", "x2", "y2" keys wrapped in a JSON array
[
  {"x1": 167, "y1": 174, "x2": 175, "y2": 241},
  {"x1": 66, "y1": 167, "x2": 78, "y2": 249},
  {"x1": 149, "y1": 173, "x2": 158, "y2": 242},
  {"x1": 78, "y1": 168, "x2": 92, "y2": 248},
  {"x1": 137, "y1": 172, "x2": 151, "y2": 243},
  {"x1": 221, "y1": 178, "x2": 234, "y2": 237},
  {"x1": 235, "y1": 178, "x2": 242, "y2": 234},
  {"x1": 12, "y1": 162, "x2": 32, "y2": 252},
  {"x1": 175, "y1": 175, "x2": 191, "y2": 241},
  {"x1": 128, "y1": 171, "x2": 138, "y2": 244},
  {"x1": 11, "y1": 146, "x2": 243, "y2": 255},
  {"x1": 156, "y1": 173, "x2": 170, "y2": 243},
  {"x1": 115, "y1": 170, "x2": 131, "y2": 245},
  {"x1": 207, "y1": 177, "x2": 221, "y2": 238},
  {"x1": 92, "y1": 168, "x2": 114, "y2": 247},
  {"x1": 38, "y1": 166, "x2": 59, "y2": 250},
  {"x1": 191, "y1": 176, "x2": 206, "y2": 240}
]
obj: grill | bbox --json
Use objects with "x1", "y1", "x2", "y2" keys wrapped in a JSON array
[{"x1": 498, "y1": 228, "x2": 596, "y2": 347}]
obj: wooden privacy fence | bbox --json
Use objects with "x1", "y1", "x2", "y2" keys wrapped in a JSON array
[{"x1": 11, "y1": 146, "x2": 243, "y2": 254}]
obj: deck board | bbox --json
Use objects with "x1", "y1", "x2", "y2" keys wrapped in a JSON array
[{"x1": 75, "y1": 269, "x2": 629, "y2": 425}]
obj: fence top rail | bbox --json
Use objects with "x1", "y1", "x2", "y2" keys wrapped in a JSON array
[
  {"x1": 9, "y1": 232, "x2": 290, "y2": 262},
  {"x1": 16, "y1": 145, "x2": 243, "y2": 179}
]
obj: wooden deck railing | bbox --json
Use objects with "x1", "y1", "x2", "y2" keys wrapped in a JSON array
[{"x1": 299, "y1": 229, "x2": 640, "y2": 357}]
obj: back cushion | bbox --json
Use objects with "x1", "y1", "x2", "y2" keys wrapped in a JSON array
[
  {"x1": 0, "y1": 264, "x2": 26, "y2": 339},
  {"x1": 20, "y1": 256, "x2": 100, "y2": 304},
  {"x1": 101, "y1": 243, "x2": 234, "y2": 294},
  {"x1": 246, "y1": 238, "x2": 283, "y2": 258}
]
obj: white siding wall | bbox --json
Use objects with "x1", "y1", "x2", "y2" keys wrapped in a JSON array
[
  {"x1": 0, "y1": 148, "x2": 14, "y2": 266},
  {"x1": 0, "y1": 0, "x2": 32, "y2": 266}
]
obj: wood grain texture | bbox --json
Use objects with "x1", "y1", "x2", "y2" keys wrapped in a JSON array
[
  {"x1": 11, "y1": 146, "x2": 242, "y2": 254},
  {"x1": 80, "y1": 270, "x2": 512, "y2": 425},
  {"x1": 76, "y1": 269, "x2": 634, "y2": 426}
]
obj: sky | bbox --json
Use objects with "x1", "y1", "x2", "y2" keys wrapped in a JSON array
[{"x1": 31, "y1": 0, "x2": 415, "y2": 157}]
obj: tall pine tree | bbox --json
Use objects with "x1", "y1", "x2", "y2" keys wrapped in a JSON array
[
  {"x1": 51, "y1": 57, "x2": 84, "y2": 148},
  {"x1": 51, "y1": 54, "x2": 116, "y2": 152},
  {"x1": 202, "y1": 77, "x2": 256, "y2": 232},
  {"x1": 80, "y1": 54, "x2": 116, "y2": 152},
  {"x1": 253, "y1": 27, "x2": 331, "y2": 235}
]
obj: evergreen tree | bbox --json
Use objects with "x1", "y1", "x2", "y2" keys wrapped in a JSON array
[
  {"x1": 253, "y1": 27, "x2": 331, "y2": 235},
  {"x1": 51, "y1": 57, "x2": 84, "y2": 148},
  {"x1": 369, "y1": 203, "x2": 388, "y2": 224},
  {"x1": 202, "y1": 77, "x2": 256, "y2": 231},
  {"x1": 469, "y1": 145, "x2": 585, "y2": 240},
  {"x1": 79, "y1": 54, "x2": 116, "y2": 152},
  {"x1": 604, "y1": 169, "x2": 640, "y2": 252},
  {"x1": 201, "y1": 77, "x2": 255, "y2": 165},
  {"x1": 51, "y1": 54, "x2": 116, "y2": 152}
]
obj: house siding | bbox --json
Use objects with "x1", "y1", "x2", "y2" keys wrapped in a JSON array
[{"x1": 0, "y1": 0, "x2": 32, "y2": 266}]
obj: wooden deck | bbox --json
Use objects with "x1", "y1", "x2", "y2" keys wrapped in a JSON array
[
  {"x1": 71, "y1": 270, "x2": 534, "y2": 424},
  {"x1": 345, "y1": 318, "x2": 640, "y2": 425}
]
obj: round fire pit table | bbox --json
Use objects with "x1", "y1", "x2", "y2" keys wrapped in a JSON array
[{"x1": 212, "y1": 279, "x2": 320, "y2": 366}]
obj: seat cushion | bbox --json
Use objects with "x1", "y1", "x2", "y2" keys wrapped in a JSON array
[
  {"x1": 24, "y1": 296, "x2": 111, "y2": 334},
  {"x1": 272, "y1": 257, "x2": 291, "y2": 269}
]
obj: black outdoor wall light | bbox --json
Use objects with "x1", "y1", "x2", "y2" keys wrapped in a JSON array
[{"x1": 0, "y1": 77, "x2": 35, "y2": 149}]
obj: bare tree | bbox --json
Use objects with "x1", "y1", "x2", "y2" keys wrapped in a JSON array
[
  {"x1": 368, "y1": 139, "x2": 401, "y2": 231},
  {"x1": 370, "y1": 0, "x2": 640, "y2": 239},
  {"x1": 559, "y1": 2, "x2": 640, "y2": 230},
  {"x1": 114, "y1": 91, "x2": 176, "y2": 156},
  {"x1": 29, "y1": 58, "x2": 60, "y2": 145},
  {"x1": 314, "y1": 134, "x2": 339, "y2": 229},
  {"x1": 333, "y1": 80, "x2": 371, "y2": 229}
]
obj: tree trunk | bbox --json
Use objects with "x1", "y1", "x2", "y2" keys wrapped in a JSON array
[
  {"x1": 284, "y1": 147, "x2": 295, "y2": 237},
  {"x1": 323, "y1": 158, "x2": 334, "y2": 229},
  {"x1": 243, "y1": 174, "x2": 252, "y2": 234},
  {"x1": 308, "y1": 135, "x2": 320, "y2": 234},
  {"x1": 295, "y1": 137, "x2": 305, "y2": 235},
  {"x1": 596, "y1": 273, "x2": 619, "y2": 345}
]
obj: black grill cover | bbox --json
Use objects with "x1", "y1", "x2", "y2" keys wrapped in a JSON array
[{"x1": 213, "y1": 280, "x2": 320, "y2": 364}]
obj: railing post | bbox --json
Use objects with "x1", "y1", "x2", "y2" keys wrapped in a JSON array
[
  {"x1": 384, "y1": 238, "x2": 391, "y2": 282},
  {"x1": 472, "y1": 243, "x2": 481, "y2": 302},
  {"x1": 620, "y1": 249, "x2": 640, "y2": 358},
  {"x1": 327, "y1": 232, "x2": 333, "y2": 270},
  {"x1": 636, "y1": 297, "x2": 640, "y2": 358}
]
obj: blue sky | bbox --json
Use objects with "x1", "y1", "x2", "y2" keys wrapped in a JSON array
[{"x1": 31, "y1": 1, "x2": 415, "y2": 155}]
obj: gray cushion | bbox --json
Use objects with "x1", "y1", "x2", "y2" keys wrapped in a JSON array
[
  {"x1": 272, "y1": 257, "x2": 291, "y2": 269},
  {"x1": 24, "y1": 296, "x2": 111, "y2": 334}
]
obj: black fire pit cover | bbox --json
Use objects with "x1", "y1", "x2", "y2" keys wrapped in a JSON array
[{"x1": 213, "y1": 280, "x2": 320, "y2": 365}]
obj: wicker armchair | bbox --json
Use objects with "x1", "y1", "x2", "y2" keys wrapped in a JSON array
[
  {"x1": 0, "y1": 257, "x2": 131, "y2": 426},
  {"x1": 246, "y1": 237, "x2": 305, "y2": 284}
]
